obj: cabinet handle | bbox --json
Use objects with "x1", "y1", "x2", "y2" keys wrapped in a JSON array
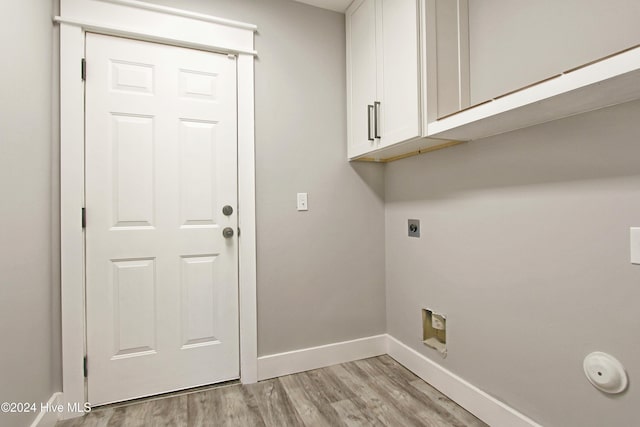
[
  {"x1": 367, "y1": 105, "x2": 374, "y2": 141},
  {"x1": 374, "y1": 101, "x2": 381, "y2": 139}
]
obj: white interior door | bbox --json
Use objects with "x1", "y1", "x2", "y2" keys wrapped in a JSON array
[{"x1": 85, "y1": 33, "x2": 239, "y2": 405}]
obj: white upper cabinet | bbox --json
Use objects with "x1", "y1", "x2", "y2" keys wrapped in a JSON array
[
  {"x1": 424, "y1": 0, "x2": 640, "y2": 142},
  {"x1": 347, "y1": 0, "x2": 440, "y2": 160}
]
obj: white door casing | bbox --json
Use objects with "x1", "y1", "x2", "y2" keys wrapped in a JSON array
[
  {"x1": 85, "y1": 33, "x2": 239, "y2": 405},
  {"x1": 59, "y1": 0, "x2": 257, "y2": 418}
]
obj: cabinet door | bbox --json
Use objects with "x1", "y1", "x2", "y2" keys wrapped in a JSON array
[
  {"x1": 347, "y1": 0, "x2": 378, "y2": 159},
  {"x1": 378, "y1": 0, "x2": 421, "y2": 148}
]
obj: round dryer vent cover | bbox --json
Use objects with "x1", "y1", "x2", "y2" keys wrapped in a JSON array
[{"x1": 583, "y1": 352, "x2": 628, "y2": 394}]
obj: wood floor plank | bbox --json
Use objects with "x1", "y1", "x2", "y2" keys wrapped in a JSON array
[
  {"x1": 56, "y1": 407, "x2": 114, "y2": 427},
  {"x1": 374, "y1": 352, "x2": 474, "y2": 423},
  {"x1": 106, "y1": 400, "x2": 150, "y2": 427},
  {"x1": 375, "y1": 350, "x2": 484, "y2": 426},
  {"x1": 303, "y1": 367, "x2": 359, "y2": 403},
  {"x1": 218, "y1": 385, "x2": 264, "y2": 426},
  {"x1": 145, "y1": 395, "x2": 187, "y2": 427},
  {"x1": 247, "y1": 378, "x2": 305, "y2": 427},
  {"x1": 324, "y1": 365, "x2": 388, "y2": 426},
  {"x1": 358, "y1": 369, "x2": 443, "y2": 426},
  {"x1": 332, "y1": 362, "x2": 420, "y2": 426},
  {"x1": 99, "y1": 395, "x2": 187, "y2": 427},
  {"x1": 233, "y1": 385, "x2": 267, "y2": 427},
  {"x1": 409, "y1": 379, "x2": 487, "y2": 427},
  {"x1": 187, "y1": 384, "x2": 265, "y2": 427},
  {"x1": 186, "y1": 387, "x2": 218, "y2": 426},
  {"x1": 376, "y1": 354, "x2": 422, "y2": 383},
  {"x1": 331, "y1": 399, "x2": 385, "y2": 427},
  {"x1": 355, "y1": 358, "x2": 462, "y2": 427},
  {"x1": 279, "y1": 374, "x2": 344, "y2": 427}
]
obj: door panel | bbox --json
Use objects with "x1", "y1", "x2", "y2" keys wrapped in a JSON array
[
  {"x1": 180, "y1": 255, "x2": 219, "y2": 347},
  {"x1": 111, "y1": 258, "x2": 156, "y2": 357},
  {"x1": 347, "y1": 0, "x2": 377, "y2": 158},
  {"x1": 179, "y1": 120, "x2": 218, "y2": 226},
  {"x1": 85, "y1": 33, "x2": 239, "y2": 405},
  {"x1": 379, "y1": 0, "x2": 421, "y2": 147},
  {"x1": 111, "y1": 114, "x2": 155, "y2": 227}
]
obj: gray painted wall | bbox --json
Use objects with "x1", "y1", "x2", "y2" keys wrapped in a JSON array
[
  {"x1": 469, "y1": 0, "x2": 640, "y2": 105},
  {"x1": 0, "y1": 1, "x2": 59, "y2": 426},
  {"x1": 140, "y1": 0, "x2": 387, "y2": 356},
  {"x1": 385, "y1": 100, "x2": 640, "y2": 426}
]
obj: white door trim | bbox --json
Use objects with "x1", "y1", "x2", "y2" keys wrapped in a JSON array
[{"x1": 59, "y1": 0, "x2": 257, "y2": 418}]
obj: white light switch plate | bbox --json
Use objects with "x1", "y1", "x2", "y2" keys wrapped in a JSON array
[
  {"x1": 297, "y1": 193, "x2": 308, "y2": 211},
  {"x1": 630, "y1": 227, "x2": 640, "y2": 264}
]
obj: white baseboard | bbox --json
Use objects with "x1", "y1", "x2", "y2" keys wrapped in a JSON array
[
  {"x1": 257, "y1": 334, "x2": 388, "y2": 380},
  {"x1": 386, "y1": 335, "x2": 542, "y2": 427},
  {"x1": 30, "y1": 392, "x2": 63, "y2": 427}
]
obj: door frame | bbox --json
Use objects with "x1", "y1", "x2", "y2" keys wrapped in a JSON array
[{"x1": 58, "y1": 0, "x2": 258, "y2": 418}]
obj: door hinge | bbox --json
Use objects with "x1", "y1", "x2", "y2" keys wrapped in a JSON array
[
  {"x1": 82, "y1": 207, "x2": 86, "y2": 228},
  {"x1": 81, "y1": 58, "x2": 86, "y2": 81},
  {"x1": 83, "y1": 356, "x2": 88, "y2": 378}
]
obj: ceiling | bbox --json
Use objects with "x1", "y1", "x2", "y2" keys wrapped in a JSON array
[{"x1": 292, "y1": 0, "x2": 352, "y2": 13}]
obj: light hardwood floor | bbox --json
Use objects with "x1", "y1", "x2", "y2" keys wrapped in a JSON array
[{"x1": 57, "y1": 355, "x2": 487, "y2": 427}]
